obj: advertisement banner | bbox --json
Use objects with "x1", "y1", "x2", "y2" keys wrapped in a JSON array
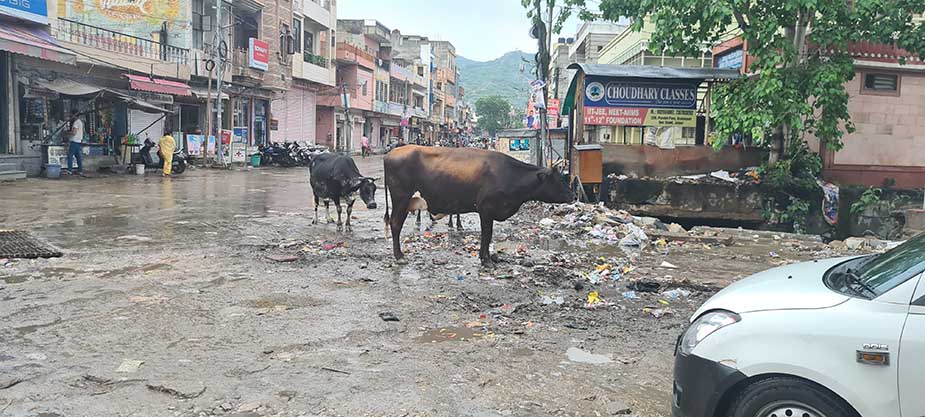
[
  {"x1": 206, "y1": 135, "x2": 216, "y2": 156},
  {"x1": 221, "y1": 129, "x2": 232, "y2": 145},
  {"x1": 232, "y1": 127, "x2": 248, "y2": 143},
  {"x1": 583, "y1": 107, "x2": 696, "y2": 127},
  {"x1": 187, "y1": 135, "x2": 203, "y2": 156},
  {"x1": 230, "y1": 143, "x2": 246, "y2": 163},
  {"x1": 248, "y1": 38, "x2": 269, "y2": 71},
  {"x1": 584, "y1": 76, "x2": 699, "y2": 109},
  {"x1": 0, "y1": 0, "x2": 48, "y2": 24}
]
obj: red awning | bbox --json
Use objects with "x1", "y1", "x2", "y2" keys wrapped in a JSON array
[
  {"x1": 0, "y1": 24, "x2": 76, "y2": 65},
  {"x1": 125, "y1": 74, "x2": 192, "y2": 96}
]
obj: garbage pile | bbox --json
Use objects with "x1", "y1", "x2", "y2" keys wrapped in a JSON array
[{"x1": 536, "y1": 202, "x2": 686, "y2": 248}]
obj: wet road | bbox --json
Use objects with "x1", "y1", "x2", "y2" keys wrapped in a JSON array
[{"x1": 0, "y1": 156, "x2": 828, "y2": 417}]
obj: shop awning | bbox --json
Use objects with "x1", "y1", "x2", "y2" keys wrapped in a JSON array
[
  {"x1": 125, "y1": 74, "x2": 192, "y2": 96},
  {"x1": 191, "y1": 86, "x2": 229, "y2": 100},
  {"x1": 0, "y1": 24, "x2": 76, "y2": 65},
  {"x1": 32, "y1": 78, "x2": 170, "y2": 113}
]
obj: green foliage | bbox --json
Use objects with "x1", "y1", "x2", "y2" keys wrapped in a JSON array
[
  {"x1": 564, "y1": 0, "x2": 925, "y2": 150},
  {"x1": 758, "y1": 141, "x2": 823, "y2": 232},
  {"x1": 850, "y1": 187, "x2": 883, "y2": 215},
  {"x1": 458, "y1": 52, "x2": 535, "y2": 111},
  {"x1": 475, "y1": 96, "x2": 515, "y2": 136}
]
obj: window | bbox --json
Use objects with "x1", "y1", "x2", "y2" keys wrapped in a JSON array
[
  {"x1": 233, "y1": 10, "x2": 260, "y2": 50},
  {"x1": 362, "y1": 81, "x2": 368, "y2": 96},
  {"x1": 292, "y1": 18, "x2": 301, "y2": 53},
  {"x1": 862, "y1": 73, "x2": 900, "y2": 95},
  {"x1": 417, "y1": 66, "x2": 424, "y2": 76},
  {"x1": 622, "y1": 126, "x2": 644, "y2": 145},
  {"x1": 303, "y1": 31, "x2": 314, "y2": 54},
  {"x1": 279, "y1": 23, "x2": 291, "y2": 56}
]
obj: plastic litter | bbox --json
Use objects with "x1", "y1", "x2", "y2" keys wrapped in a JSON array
[
  {"x1": 541, "y1": 295, "x2": 565, "y2": 305},
  {"x1": 622, "y1": 291, "x2": 640, "y2": 300},
  {"x1": 659, "y1": 261, "x2": 678, "y2": 269},
  {"x1": 661, "y1": 288, "x2": 692, "y2": 300}
]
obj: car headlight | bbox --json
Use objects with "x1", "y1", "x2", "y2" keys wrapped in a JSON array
[{"x1": 679, "y1": 310, "x2": 740, "y2": 355}]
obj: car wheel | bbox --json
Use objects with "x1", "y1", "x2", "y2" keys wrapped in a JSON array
[{"x1": 728, "y1": 377, "x2": 857, "y2": 417}]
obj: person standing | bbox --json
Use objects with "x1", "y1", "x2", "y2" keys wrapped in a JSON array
[
  {"x1": 158, "y1": 130, "x2": 176, "y2": 176},
  {"x1": 65, "y1": 110, "x2": 84, "y2": 176},
  {"x1": 361, "y1": 134, "x2": 370, "y2": 158}
]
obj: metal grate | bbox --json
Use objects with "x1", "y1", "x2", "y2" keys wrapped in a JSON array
[{"x1": 0, "y1": 230, "x2": 63, "y2": 259}]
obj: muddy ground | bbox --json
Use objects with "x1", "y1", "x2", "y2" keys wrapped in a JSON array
[{"x1": 0, "y1": 156, "x2": 864, "y2": 417}]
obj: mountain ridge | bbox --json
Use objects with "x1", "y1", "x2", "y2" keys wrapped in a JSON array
[{"x1": 458, "y1": 50, "x2": 536, "y2": 112}]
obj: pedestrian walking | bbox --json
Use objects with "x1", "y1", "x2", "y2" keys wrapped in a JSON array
[
  {"x1": 159, "y1": 129, "x2": 176, "y2": 177},
  {"x1": 361, "y1": 134, "x2": 370, "y2": 158},
  {"x1": 65, "y1": 110, "x2": 85, "y2": 176}
]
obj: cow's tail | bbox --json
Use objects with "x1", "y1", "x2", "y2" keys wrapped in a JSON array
[{"x1": 383, "y1": 160, "x2": 391, "y2": 239}]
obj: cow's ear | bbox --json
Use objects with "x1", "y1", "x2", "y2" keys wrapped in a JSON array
[
  {"x1": 369, "y1": 176, "x2": 381, "y2": 183},
  {"x1": 348, "y1": 177, "x2": 363, "y2": 190}
]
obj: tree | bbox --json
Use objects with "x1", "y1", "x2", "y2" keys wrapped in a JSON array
[
  {"x1": 475, "y1": 96, "x2": 514, "y2": 136},
  {"x1": 563, "y1": 0, "x2": 925, "y2": 163}
]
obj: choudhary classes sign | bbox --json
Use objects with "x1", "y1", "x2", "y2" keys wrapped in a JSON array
[{"x1": 583, "y1": 75, "x2": 699, "y2": 127}]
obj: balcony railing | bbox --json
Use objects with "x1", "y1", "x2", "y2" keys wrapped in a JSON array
[
  {"x1": 55, "y1": 18, "x2": 189, "y2": 64},
  {"x1": 336, "y1": 42, "x2": 375, "y2": 68},
  {"x1": 303, "y1": 52, "x2": 329, "y2": 67}
]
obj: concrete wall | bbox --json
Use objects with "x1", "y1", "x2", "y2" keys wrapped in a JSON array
[
  {"x1": 607, "y1": 178, "x2": 765, "y2": 222},
  {"x1": 816, "y1": 67, "x2": 925, "y2": 189},
  {"x1": 602, "y1": 144, "x2": 765, "y2": 178}
]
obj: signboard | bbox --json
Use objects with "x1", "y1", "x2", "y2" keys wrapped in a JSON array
[
  {"x1": 0, "y1": 0, "x2": 48, "y2": 24},
  {"x1": 187, "y1": 134, "x2": 203, "y2": 156},
  {"x1": 230, "y1": 143, "x2": 246, "y2": 163},
  {"x1": 221, "y1": 129, "x2": 232, "y2": 145},
  {"x1": 717, "y1": 48, "x2": 744, "y2": 70},
  {"x1": 584, "y1": 107, "x2": 696, "y2": 127},
  {"x1": 583, "y1": 76, "x2": 698, "y2": 109},
  {"x1": 232, "y1": 127, "x2": 248, "y2": 143},
  {"x1": 509, "y1": 138, "x2": 530, "y2": 151},
  {"x1": 270, "y1": 118, "x2": 279, "y2": 131},
  {"x1": 583, "y1": 76, "x2": 699, "y2": 127},
  {"x1": 131, "y1": 91, "x2": 173, "y2": 105},
  {"x1": 206, "y1": 135, "x2": 216, "y2": 156},
  {"x1": 248, "y1": 38, "x2": 269, "y2": 71},
  {"x1": 547, "y1": 98, "x2": 560, "y2": 128}
]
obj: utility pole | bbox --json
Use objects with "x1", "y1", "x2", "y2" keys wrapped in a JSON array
[
  {"x1": 213, "y1": 0, "x2": 226, "y2": 165},
  {"x1": 531, "y1": 0, "x2": 551, "y2": 167}
]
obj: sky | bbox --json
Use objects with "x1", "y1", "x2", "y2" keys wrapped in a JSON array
[{"x1": 336, "y1": 0, "x2": 588, "y2": 62}]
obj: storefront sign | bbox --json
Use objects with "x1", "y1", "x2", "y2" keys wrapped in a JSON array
[
  {"x1": 232, "y1": 127, "x2": 248, "y2": 143},
  {"x1": 584, "y1": 76, "x2": 698, "y2": 109},
  {"x1": 717, "y1": 48, "x2": 744, "y2": 70},
  {"x1": 0, "y1": 0, "x2": 48, "y2": 24},
  {"x1": 248, "y1": 38, "x2": 269, "y2": 71},
  {"x1": 131, "y1": 91, "x2": 173, "y2": 105},
  {"x1": 584, "y1": 107, "x2": 696, "y2": 127}
]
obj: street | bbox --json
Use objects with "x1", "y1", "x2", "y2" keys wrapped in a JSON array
[{"x1": 0, "y1": 156, "x2": 860, "y2": 417}]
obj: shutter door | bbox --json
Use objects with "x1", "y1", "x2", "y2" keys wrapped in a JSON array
[
  {"x1": 283, "y1": 88, "x2": 302, "y2": 143},
  {"x1": 301, "y1": 89, "x2": 317, "y2": 144}
]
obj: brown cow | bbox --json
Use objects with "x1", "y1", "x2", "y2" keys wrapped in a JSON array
[{"x1": 383, "y1": 145, "x2": 575, "y2": 265}]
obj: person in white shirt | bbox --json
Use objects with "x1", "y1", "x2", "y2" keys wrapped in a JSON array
[{"x1": 66, "y1": 109, "x2": 84, "y2": 176}]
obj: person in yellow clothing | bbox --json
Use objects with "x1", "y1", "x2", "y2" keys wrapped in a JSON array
[{"x1": 158, "y1": 130, "x2": 176, "y2": 176}]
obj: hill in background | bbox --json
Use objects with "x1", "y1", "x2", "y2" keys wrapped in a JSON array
[{"x1": 458, "y1": 51, "x2": 537, "y2": 112}]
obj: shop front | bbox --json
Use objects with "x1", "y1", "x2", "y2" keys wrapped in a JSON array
[{"x1": 562, "y1": 63, "x2": 759, "y2": 180}]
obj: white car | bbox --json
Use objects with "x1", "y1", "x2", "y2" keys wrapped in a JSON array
[{"x1": 672, "y1": 234, "x2": 925, "y2": 417}]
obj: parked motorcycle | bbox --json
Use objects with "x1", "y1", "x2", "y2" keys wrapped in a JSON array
[{"x1": 138, "y1": 138, "x2": 187, "y2": 174}]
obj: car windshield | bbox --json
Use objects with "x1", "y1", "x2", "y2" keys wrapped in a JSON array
[{"x1": 826, "y1": 234, "x2": 925, "y2": 298}]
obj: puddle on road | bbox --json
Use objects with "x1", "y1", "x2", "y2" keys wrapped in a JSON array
[
  {"x1": 98, "y1": 263, "x2": 171, "y2": 278},
  {"x1": 241, "y1": 294, "x2": 325, "y2": 309},
  {"x1": 416, "y1": 326, "x2": 485, "y2": 343},
  {"x1": 1, "y1": 274, "x2": 28, "y2": 284}
]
